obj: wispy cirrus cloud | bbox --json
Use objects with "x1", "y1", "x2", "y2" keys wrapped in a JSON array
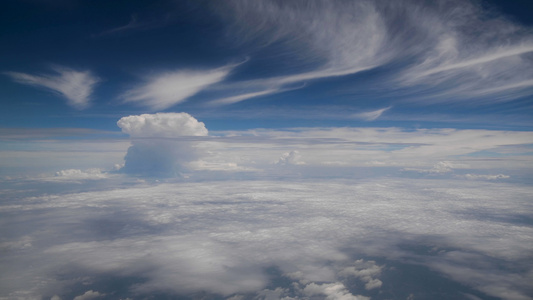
[
  {"x1": 93, "y1": 14, "x2": 143, "y2": 37},
  {"x1": 208, "y1": 0, "x2": 391, "y2": 105},
  {"x1": 93, "y1": 13, "x2": 175, "y2": 38},
  {"x1": 352, "y1": 106, "x2": 391, "y2": 121},
  {"x1": 396, "y1": 12, "x2": 533, "y2": 104},
  {"x1": 122, "y1": 65, "x2": 236, "y2": 110},
  {"x1": 4, "y1": 66, "x2": 99, "y2": 109},
  {"x1": 206, "y1": 0, "x2": 533, "y2": 106}
]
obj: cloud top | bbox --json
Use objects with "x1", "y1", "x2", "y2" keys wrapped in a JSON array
[
  {"x1": 4, "y1": 66, "x2": 99, "y2": 109},
  {"x1": 117, "y1": 113, "x2": 208, "y2": 138}
]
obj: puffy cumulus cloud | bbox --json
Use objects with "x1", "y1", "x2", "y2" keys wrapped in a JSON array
[
  {"x1": 275, "y1": 150, "x2": 305, "y2": 166},
  {"x1": 4, "y1": 66, "x2": 99, "y2": 109},
  {"x1": 338, "y1": 260, "x2": 383, "y2": 290},
  {"x1": 122, "y1": 65, "x2": 235, "y2": 110},
  {"x1": 303, "y1": 282, "x2": 368, "y2": 300},
  {"x1": 117, "y1": 113, "x2": 208, "y2": 177},
  {"x1": 73, "y1": 290, "x2": 104, "y2": 300},
  {"x1": 117, "y1": 113, "x2": 208, "y2": 138},
  {"x1": 1, "y1": 179, "x2": 532, "y2": 299}
]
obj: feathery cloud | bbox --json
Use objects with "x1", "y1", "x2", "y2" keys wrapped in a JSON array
[
  {"x1": 208, "y1": 0, "x2": 533, "y2": 105},
  {"x1": 352, "y1": 107, "x2": 391, "y2": 121},
  {"x1": 122, "y1": 65, "x2": 235, "y2": 110},
  {"x1": 4, "y1": 66, "x2": 99, "y2": 109}
]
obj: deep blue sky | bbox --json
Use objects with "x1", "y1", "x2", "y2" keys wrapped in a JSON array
[{"x1": 1, "y1": 0, "x2": 533, "y2": 131}]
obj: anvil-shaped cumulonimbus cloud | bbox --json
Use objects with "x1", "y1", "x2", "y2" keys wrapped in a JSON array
[{"x1": 117, "y1": 112, "x2": 208, "y2": 177}]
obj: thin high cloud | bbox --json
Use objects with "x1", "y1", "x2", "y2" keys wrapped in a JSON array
[
  {"x1": 352, "y1": 107, "x2": 391, "y2": 121},
  {"x1": 93, "y1": 14, "x2": 143, "y2": 37},
  {"x1": 209, "y1": 0, "x2": 390, "y2": 105},
  {"x1": 4, "y1": 66, "x2": 99, "y2": 109},
  {"x1": 122, "y1": 65, "x2": 236, "y2": 110},
  {"x1": 93, "y1": 14, "x2": 174, "y2": 38},
  {"x1": 207, "y1": 0, "x2": 533, "y2": 105},
  {"x1": 395, "y1": 0, "x2": 533, "y2": 103}
]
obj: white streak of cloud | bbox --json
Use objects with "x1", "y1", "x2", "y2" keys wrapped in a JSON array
[
  {"x1": 207, "y1": 0, "x2": 390, "y2": 104},
  {"x1": 395, "y1": 0, "x2": 533, "y2": 103},
  {"x1": 352, "y1": 107, "x2": 391, "y2": 121},
  {"x1": 460, "y1": 174, "x2": 510, "y2": 180},
  {"x1": 122, "y1": 66, "x2": 234, "y2": 110},
  {"x1": 94, "y1": 14, "x2": 141, "y2": 37},
  {"x1": 207, "y1": 88, "x2": 281, "y2": 106},
  {"x1": 4, "y1": 66, "x2": 99, "y2": 109},
  {"x1": 210, "y1": 0, "x2": 533, "y2": 105}
]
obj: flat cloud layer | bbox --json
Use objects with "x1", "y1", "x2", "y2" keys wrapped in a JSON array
[{"x1": 0, "y1": 178, "x2": 532, "y2": 299}]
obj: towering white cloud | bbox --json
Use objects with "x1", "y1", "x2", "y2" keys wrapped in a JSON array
[
  {"x1": 4, "y1": 66, "x2": 99, "y2": 109},
  {"x1": 117, "y1": 112, "x2": 208, "y2": 138},
  {"x1": 117, "y1": 113, "x2": 208, "y2": 177}
]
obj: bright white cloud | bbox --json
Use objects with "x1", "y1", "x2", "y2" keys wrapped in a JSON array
[
  {"x1": 303, "y1": 282, "x2": 368, "y2": 300},
  {"x1": 117, "y1": 113, "x2": 208, "y2": 138},
  {"x1": 117, "y1": 113, "x2": 208, "y2": 177},
  {"x1": 352, "y1": 107, "x2": 391, "y2": 121},
  {"x1": 4, "y1": 66, "x2": 99, "y2": 109},
  {"x1": 73, "y1": 290, "x2": 104, "y2": 300},
  {"x1": 339, "y1": 260, "x2": 383, "y2": 290},
  {"x1": 394, "y1": 1, "x2": 533, "y2": 103},
  {"x1": 208, "y1": 0, "x2": 390, "y2": 104},
  {"x1": 207, "y1": 87, "x2": 283, "y2": 106},
  {"x1": 122, "y1": 66, "x2": 234, "y2": 110},
  {"x1": 208, "y1": 0, "x2": 533, "y2": 105}
]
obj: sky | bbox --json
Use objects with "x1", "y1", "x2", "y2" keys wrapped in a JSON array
[{"x1": 1, "y1": 0, "x2": 533, "y2": 300}]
